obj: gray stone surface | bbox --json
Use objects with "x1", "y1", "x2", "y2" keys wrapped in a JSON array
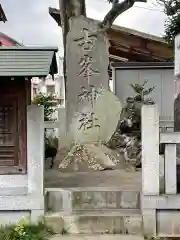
[
  {"x1": 72, "y1": 89, "x2": 122, "y2": 144},
  {"x1": 124, "y1": 216, "x2": 142, "y2": 235},
  {"x1": 120, "y1": 192, "x2": 140, "y2": 209},
  {"x1": 46, "y1": 190, "x2": 140, "y2": 212},
  {"x1": 59, "y1": 143, "x2": 117, "y2": 172},
  {"x1": 46, "y1": 211, "x2": 142, "y2": 235},
  {"x1": 47, "y1": 191, "x2": 63, "y2": 212},
  {"x1": 57, "y1": 90, "x2": 122, "y2": 172},
  {"x1": 50, "y1": 235, "x2": 144, "y2": 240},
  {"x1": 106, "y1": 191, "x2": 117, "y2": 209},
  {"x1": 142, "y1": 209, "x2": 156, "y2": 236},
  {"x1": 66, "y1": 16, "x2": 109, "y2": 133},
  {"x1": 45, "y1": 170, "x2": 142, "y2": 236},
  {"x1": 45, "y1": 169, "x2": 141, "y2": 189},
  {"x1": 157, "y1": 210, "x2": 180, "y2": 236},
  {"x1": 46, "y1": 215, "x2": 64, "y2": 234}
]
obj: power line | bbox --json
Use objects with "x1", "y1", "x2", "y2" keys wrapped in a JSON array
[{"x1": 134, "y1": 5, "x2": 164, "y2": 12}]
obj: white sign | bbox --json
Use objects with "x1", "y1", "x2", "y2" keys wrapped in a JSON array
[{"x1": 175, "y1": 34, "x2": 180, "y2": 78}]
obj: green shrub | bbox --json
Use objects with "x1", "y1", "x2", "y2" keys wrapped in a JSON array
[
  {"x1": 45, "y1": 135, "x2": 58, "y2": 150},
  {"x1": 0, "y1": 219, "x2": 53, "y2": 240}
]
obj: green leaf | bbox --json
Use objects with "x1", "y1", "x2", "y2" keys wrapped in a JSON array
[{"x1": 32, "y1": 92, "x2": 58, "y2": 121}]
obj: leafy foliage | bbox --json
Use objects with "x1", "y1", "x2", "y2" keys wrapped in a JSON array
[
  {"x1": 0, "y1": 219, "x2": 53, "y2": 240},
  {"x1": 32, "y1": 92, "x2": 59, "y2": 157},
  {"x1": 107, "y1": 0, "x2": 119, "y2": 3},
  {"x1": 130, "y1": 80, "x2": 155, "y2": 103},
  {"x1": 159, "y1": 0, "x2": 180, "y2": 46},
  {"x1": 120, "y1": 80, "x2": 155, "y2": 135},
  {"x1": 32, "y1": 92, "x2": 58, "y2": 121},
  {"x1": 108, "y1": 80, "x2": 155, "y2": 169}
]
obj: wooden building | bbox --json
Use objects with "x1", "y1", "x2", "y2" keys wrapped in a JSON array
[
  {"x1": 0, "y1": 46, "x2": 58, "y2": 223},
  {"x1": 49, "y1": 7, "x2": 172, "y2": 63}
]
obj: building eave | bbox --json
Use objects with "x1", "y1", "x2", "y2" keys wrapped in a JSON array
[
  {"x1": 49, "y1": 7, "x2": 61, "y2": 26},
  {"x1": 111, "y1": 61, "x2": 174, "y2": 69},
  {"x1": 0, "y1": 5, "x2": 7, "y2": 22},
  {"x1": 0, "y1": 47, "x2": 58, "y2": 77}
]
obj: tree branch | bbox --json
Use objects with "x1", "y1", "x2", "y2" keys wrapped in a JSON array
[{"x1": 100, "y1": 0, "x2": 147, "y2": 31}]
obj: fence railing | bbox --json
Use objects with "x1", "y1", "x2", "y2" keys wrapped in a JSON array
[
  {"x1": 142, "y1": 104, "x2": 178, "y2": 195},
  {"x1": 141, "y1": 104, "x2": 180, "y2": 236},
  {"x1": 43, "y1": 108, "x2": 66, "y2": 141}
]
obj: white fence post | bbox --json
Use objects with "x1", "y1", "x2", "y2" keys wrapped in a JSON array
[
  {"x1": 165, "y1": 144, "x2": 177, "y2": 194},
  {"x1": 27, "y1": 105, "x2": 44, "y2": 194},
  {"x1": 27, "y1": 105, "x2": 44, "y2": 221},
  {"x1": 142, "y1": 104, "x2": 160, "y2": 195}
]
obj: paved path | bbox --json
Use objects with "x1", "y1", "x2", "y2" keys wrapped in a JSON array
[
  {"x1": 45, "y1": 169, "x2": 141, "y2": 189},
  {"x1": 50, "y1": 235, "x2": 144, "y2": 240}
]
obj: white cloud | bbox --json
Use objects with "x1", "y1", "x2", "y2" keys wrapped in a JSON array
[
  {"x1": 0, "y1": 0, "x2": 166, "y2": 58},
  {"x1": 86, "y1": 0, "x2": 166, "y2": 36}
]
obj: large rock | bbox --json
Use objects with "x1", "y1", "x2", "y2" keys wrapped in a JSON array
[
  {"x1": 55, "y1": 89, "x2": 123, "y2": 172},
  {"x1": 71, "y1": 89, "x2": 122, "y2": 144},
  {"x1": 59, "y1": 143, "x2": 127, "y2": 172}
]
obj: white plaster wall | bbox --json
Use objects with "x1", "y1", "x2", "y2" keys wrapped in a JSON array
[
  {"x1": 114, "y1": 67, "x2": 174, "y2": 121},
  {"x1": 0, "y1": 175, "x2": 27, "y2": 188},
  {"x1": 0, "y1": 106, "x2": 44, "y2": 223},
  {"x1": 0, "y1": 211, "x2": 30, "y2": 226}
]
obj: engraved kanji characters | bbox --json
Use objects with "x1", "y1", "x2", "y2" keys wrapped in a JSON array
[
  {"x1": 74, "y1": 28, "x2": 97, "y2": 52},
  {"x1": 74, "y1": 27, "x2": 101, "y2": 131},
  {"x1": 78, "y1": 85, "x2": 102, "y2": 106},
  {"x1": 78, "y1": 111, "x2": 100, "y2": 131},
  {"x1": 78, "y1": 55, "x2": 100, "y2": 84}
]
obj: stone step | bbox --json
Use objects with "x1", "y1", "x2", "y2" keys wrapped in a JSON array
[
  {"x1": 45, "y1": 209, "x2": 142, "y2": 235},
  {"x1": 45, "y1": 188, "x2": 140, "y2": 213},
  {"x1": 49, "y1": 234, "x2": 144, "y2": 240}
]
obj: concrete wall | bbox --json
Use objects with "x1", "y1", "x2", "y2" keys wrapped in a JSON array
[
  {"x1": 0, "y1": 105, "x2": 44, "y2": 225},
  {"x1": 141, "y1": 104, "x2": 180, "y2": 237},
  {"x1": 113, "y1": 64, "x2": 174, "y2": 121}
]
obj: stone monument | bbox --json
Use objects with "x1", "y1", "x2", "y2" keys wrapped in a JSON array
[
  {"x1": 65, "y1": 16, "x2": 109, "y2": 134},
  {"x1": 55, "y1": 16, "x2": 143, "y2": 172}
]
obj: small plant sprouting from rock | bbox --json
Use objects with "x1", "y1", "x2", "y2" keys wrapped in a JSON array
[{"x1": 130, "y1": 80, "x2": 155, "y2": 104}]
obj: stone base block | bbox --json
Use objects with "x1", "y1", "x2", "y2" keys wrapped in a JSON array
[
  {"x1": 45, "y1": 210, "x2": 142, "y2": 235},
  {"x1": 46, "y1": 189, "x2": 140, "y2": 212}
]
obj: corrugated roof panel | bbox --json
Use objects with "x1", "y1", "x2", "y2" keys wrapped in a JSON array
[{"x1": 0, "y1": 47, "x2": 58, "y2": 77}]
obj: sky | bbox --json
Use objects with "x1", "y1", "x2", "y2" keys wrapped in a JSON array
[{"x1": 0, "y1": 0, "x2": 166, "y2": 58}]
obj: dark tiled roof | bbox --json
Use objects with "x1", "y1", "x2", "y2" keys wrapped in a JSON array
[{"x1": 0, "y1": 47, "x2": 58, "y2": 77}]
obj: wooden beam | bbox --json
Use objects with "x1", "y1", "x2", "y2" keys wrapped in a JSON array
[
  {"x1": 49, "y1": 7, "x2": 61, "y2": 26},
  {"x1": 107, "y1": 29, "x2": 172, "y2": 60},
  {"x1": 109, "y1": 46, "x2": 165, "y2": 62}
]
